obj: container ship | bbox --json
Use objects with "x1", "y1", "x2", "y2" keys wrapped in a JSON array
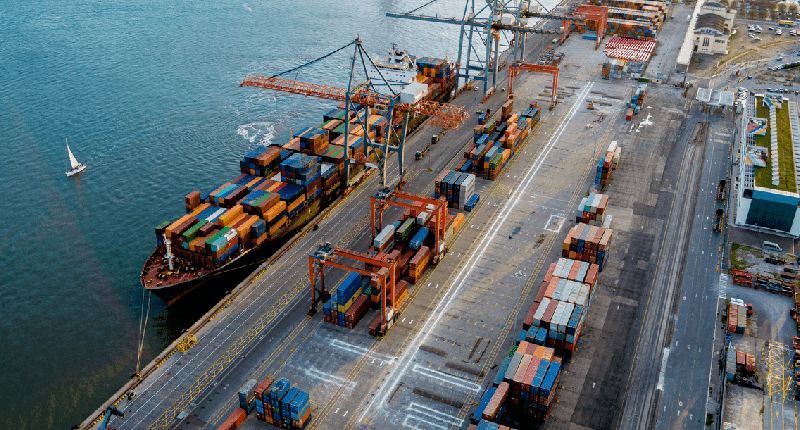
[{"x1": 141, "y1": 55, "x2": 458, "y2": 305}]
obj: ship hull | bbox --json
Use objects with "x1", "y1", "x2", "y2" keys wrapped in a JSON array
[{"x1": 142, "y1": 184, "x2": 340, "y2": 306}]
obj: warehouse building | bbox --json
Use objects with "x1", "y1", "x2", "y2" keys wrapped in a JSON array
[{"x1": 735, "y1": 97, "x2": 800, "y2": 237}]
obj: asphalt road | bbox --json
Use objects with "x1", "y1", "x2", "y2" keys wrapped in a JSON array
[{"x1": 655, "y1": 114, "x2": 735, "y2": 430}]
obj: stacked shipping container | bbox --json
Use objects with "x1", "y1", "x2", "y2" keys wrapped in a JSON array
[
  {"x1": 576, "y1": 191, "x2": 610, "y2": 226},
  {"x1": 561, "y1": 223, "x2": 613, "y2": 270},
  {"x1": 456, "y1": 101, "x2": 539, "y2": 180},
  {"x1": 473, "y1": 345, "x2": 563, "y2": 424},
  {"x1": 595, "y1": 141, "x2": 621, "y2": 186},
  {"x1": 435, "y1": 170, "x2": 476, "y2": 209}
]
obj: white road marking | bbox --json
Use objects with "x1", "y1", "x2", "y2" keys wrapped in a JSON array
[
  {"x1": 719, "y1": 273, "x2": 728, "y2": 299},
  {"x1": 412, "y1": 364, "x2": 481, "y2": 392},
  {"x1": 657, "y1": 347, "x2": 670, "y2": 391},
  {"x1": 359, "y1": 82, "x2": 595, "y2": 422}
]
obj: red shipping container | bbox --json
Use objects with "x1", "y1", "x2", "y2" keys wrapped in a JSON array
[
  {"x1": 522, "y1": 356, "x2": 542, "y2": 393},
  {"x1": 541, "y1": 300, "x2": 558, "y2": 329},
  {"x1": 482, "y1": 382, "x2": 509, "y2": 421},
  {"x1": 218, "y1": 408, "x2": 246, "y2": 430},
  {"x1": 254, "y1": 377, "x2": 274, "y2": 401}
]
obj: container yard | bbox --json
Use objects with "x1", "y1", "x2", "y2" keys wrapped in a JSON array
[{"x1": 81, "y1": 3, "x2": 754, "y2": 429}]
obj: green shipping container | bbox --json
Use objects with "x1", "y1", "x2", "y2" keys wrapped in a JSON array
[
  {"x1": 155, "y1": 220, "x2": 171, "y2": 235},
  {"x1": 395, "y1": 218, "x2": 417, "y2": 244},
  {"x1": 182, "y1": 220, "x2": 209, "y2": 242}
]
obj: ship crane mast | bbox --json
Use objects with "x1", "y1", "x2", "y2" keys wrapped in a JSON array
[
  {"x1": 240, "y1": 37, "x2": 468, "y2": 188},
  {"x1": 386, "y1": 0, "x2": 584, "y2": 97}
]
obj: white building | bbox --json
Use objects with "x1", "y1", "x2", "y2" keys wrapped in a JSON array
[{"x1": 693, "y1": 2, "x2": 737, "y2": 55}]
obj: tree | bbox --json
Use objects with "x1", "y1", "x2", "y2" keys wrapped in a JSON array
[
  {"x1": 720, "y1": 0, "x2": 730, "y2": 6},
  {"x1": 789, "y1": 3, "x2": 798, "y2": 14},
  {"x1": 777, "y1": 2, "x2": 786, "y2": 13},
  {"x1": 759, "y1": 8, "x2": 769, "y2": 18}
]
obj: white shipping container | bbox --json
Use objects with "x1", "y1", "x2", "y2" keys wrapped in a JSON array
[
  {"x1": 417, "y1": 211, "x2": 432, "y2": 226},
  {"x1": 399, "y1": 82, "x2": 429, "y2": 105}
]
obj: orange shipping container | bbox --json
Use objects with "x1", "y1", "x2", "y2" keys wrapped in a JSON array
[
  {"x1": 218, "y1": 205, "x2": 244, "y2": 227},
  {"x1": 165, "y1": 213, "x2": 195, "y2": 238},
  {"x1": 453, "y1": 213, "x2": 465, "y2": 231},
  {"x1": 269, "y1": 217, "x2": 287, "y2": 235},
  {"x1": 264, "y1": 201, "x2": 287, "y2": 222},
  {"x1": 218, "y1": 408, "x2": 246, "y2": 430}
]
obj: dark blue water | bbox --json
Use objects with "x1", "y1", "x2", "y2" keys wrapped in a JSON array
[{"x1": 0, "y1": 1, "x2": 552, "y2": 428}]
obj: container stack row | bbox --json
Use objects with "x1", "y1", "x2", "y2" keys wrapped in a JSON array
[
  {"x1": 561, "y1": 223, "x2": 613, "y2": 270},
  {"x1": 159, "y1": 151, "x2": 342, "y2": 268},
  {"x1": 725, "y1": 347, "x2": 736, "y2": 381},
  {"x1": 601, "y1": 58, "x2": 628, "y2": 79},
  {"x1": 460, "y1": 101, "x2": 539, "y2": 180},
  {"x1": 543, "y1": 258, "x2": 600, "y2": 287},
  {"x1": 256, "y1": 378, "x2": 312, "y2": 429},
  {"x1": 416, "y1": 57, "x2": 454, "y2": 84},
  {"x1": 606, "y1": 6, "x2": 663, "y2": 26},
  {"x1": 240, "y1": 145, "x2": 284, "y2": 178},
  {"x1": 473, "y1": 344, "x2": 563, "y2": 425},
  {"x1": 626, "y1": 83, "x2": 647, "y2": 120},
  {"x1": 218, "y1": 377, "x2": 309, "y2": 430},
  {"x1": 323, "y1": 196, "x2": 462, "y2": 334},
  {"x1": 590, "y1": 0, "x2": 669, "y2": 14},
  {"x1": 280, "y1": 153, "x2": 323, "y2": 202},
  {"x1": 434, "y1": 170, "x2": 476, "y2": 209},
  {"x1": 576, "y1": 191, "x2": 610, "y2": 226},
  {"x1": 323, "y1": 272, "x2": 371, "y2": 329},
  {"x1": 595, "y1": 141, "x2": 621, "y2": 186}
]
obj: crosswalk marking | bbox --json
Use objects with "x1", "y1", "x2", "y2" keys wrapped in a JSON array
[{"x1": 718, "y1": 273, "x2": 728, "y2": 299}]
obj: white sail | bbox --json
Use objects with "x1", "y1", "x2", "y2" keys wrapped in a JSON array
[{"x1": 67, "y1": 143, "x2": 81, "y2": 170}]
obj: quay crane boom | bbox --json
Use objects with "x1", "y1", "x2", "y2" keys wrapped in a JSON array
[
  {"x1": 239, "y1": 75, "x2": 468, "y2": 129},
  {"x1": 240, "y1": 37, "x2": 468, "y2": 188}
]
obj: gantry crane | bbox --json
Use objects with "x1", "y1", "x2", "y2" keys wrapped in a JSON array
[
  {"x1": 387, "y1": 0, "x2": 584, "y2": 97},
  {"x1": 561, "y1": 5, "x2": 608, "y2": 50},
  {"x1": 240, "y1": 37, "x2": 468, "y2": 188},
  {"x1": 308, "y1": 243, "x2": 398, "y2": 336},
  {"x1": 371, "y1": 188, "x2": 449, "y2": 265},
  {"x1": 507, "y1": 62, "x2": 559, "y2": 109}
]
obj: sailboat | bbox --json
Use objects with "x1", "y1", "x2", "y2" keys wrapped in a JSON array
[{"x1": 65, "y1": 139, "x2": 86, "y2": 177}]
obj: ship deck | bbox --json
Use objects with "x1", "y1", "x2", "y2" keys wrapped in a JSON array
[{"x1": 83, "y1": 14, "x2": 722, "y2": 430}]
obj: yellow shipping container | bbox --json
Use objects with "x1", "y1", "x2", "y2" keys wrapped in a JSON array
[
  {"x1": 245, "y1": 177, "x2": 262, "y2": 189},
  {"x1": 288, "y1": 195, "x2": 306, "y2": 213},
  {"x1": 218, "y1": 205, "x2": 244, "y2": 227},
  {"x1": 338, "y1": 288, "x2": 362, "y2": 313}
]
